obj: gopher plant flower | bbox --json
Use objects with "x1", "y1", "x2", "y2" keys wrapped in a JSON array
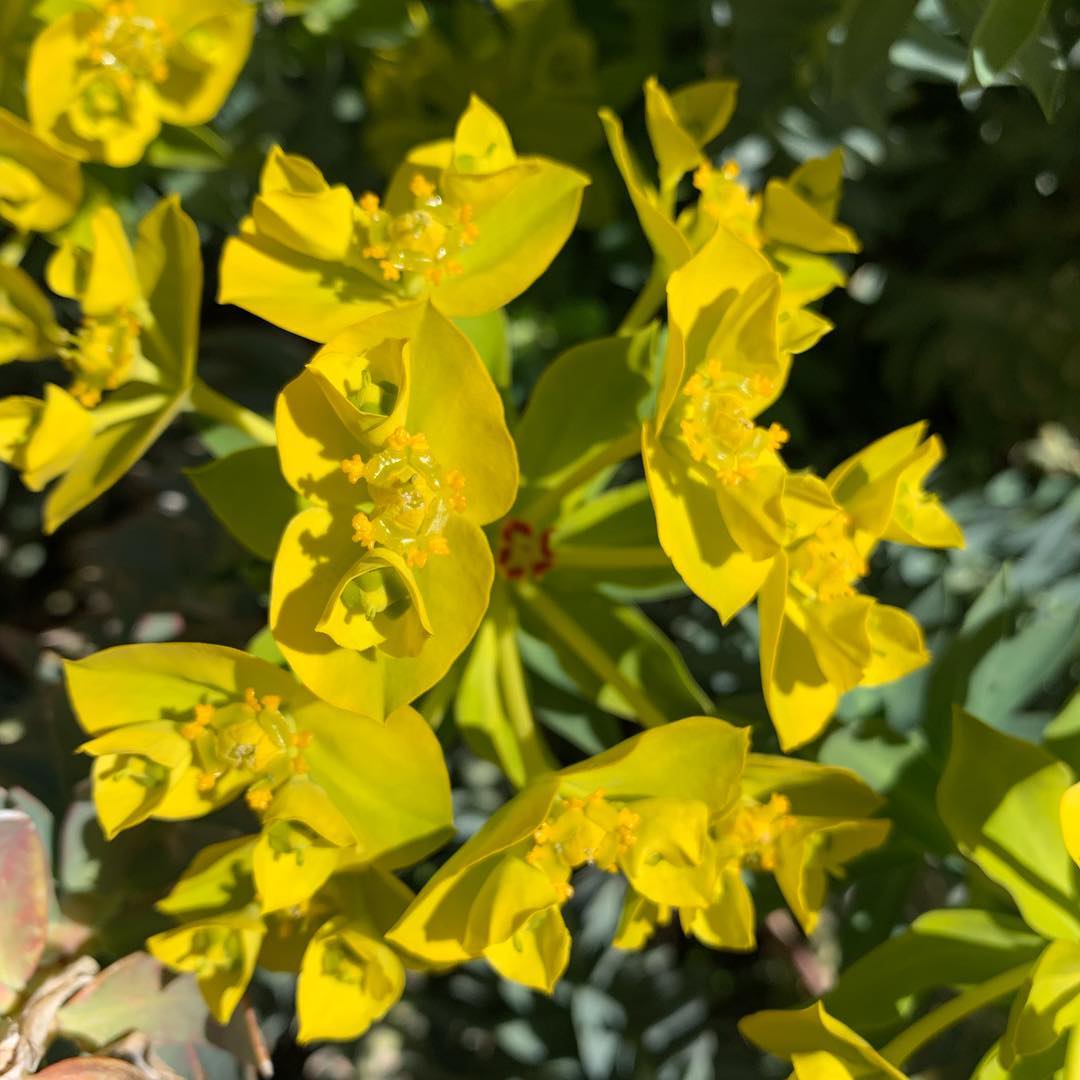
[
  {"x1": 272, "y1": 302, "x2": 518, "y2": 716},
  {"x1": 0, "y1": 196, "x2": 203, "y2": 531},
  {"x1": 388, "y1": 718, "x2": 887, "y2": 993},
  {"x1": 760, "y1": 423, "x2": 964, "y2": 749},
  {"x1": 0, "y1": 107, "x2": 82, "y2": 232},
  {"x1": 65, "y1": 643, "x2": 454, "y2": 858},
  {"x1": 219, "y1": 95, "x2": 589, "y2": 340},
  {"x1": 26, "y1": 0, "x2": 254, "y2": 167},
  {"x1": 149, "y1": 842, "x2": 414, "y2": 1040}
]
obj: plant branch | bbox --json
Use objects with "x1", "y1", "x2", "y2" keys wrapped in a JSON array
[{"x1": 189, "y1": 378, "x2": 276, "y2": 446}]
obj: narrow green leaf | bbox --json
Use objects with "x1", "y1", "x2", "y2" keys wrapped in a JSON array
[{"x1": 969, "y1": 0, "x2": 1050, "y2": 86}]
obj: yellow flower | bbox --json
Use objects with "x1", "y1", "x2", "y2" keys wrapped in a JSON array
[
  {"x1": 271, "y1": 303, "x2": 518, "y2": 717},
  {"x1": 151, "y1": 838, "x2": 414, "y2": 1038},
  {"x1": 388, "y1": 717, "x2": 749, "y2": 993},
  {"x1": 614, "y1": 752, "x2": 889, "y2": 952},
  {"x1": 760, "y1": 424, "x2": 964, "y2": 750},
  {"x1": 642, "y1": 227, "x2": 800, "y2": 623},
  {"x1": 219, "y1": 95, "x2": 590, "y2": 341},
  {"x1": 0, "y1": 107, "x2": 82, "y2": 232},
  {"x1": 66, "y1": 642, "x2": 454, "y2": 853},
  {"x1": 0, "y1": 196, "x2": 206, "y2": 532},
  {"x1": 740, "y1": 1002, "x2": 909, "y2": 1079},
  {"x1": 26, "y1": 0, "x2": 254, "y2": 167}
]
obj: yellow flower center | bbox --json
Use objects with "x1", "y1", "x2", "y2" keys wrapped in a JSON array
[
  {"x1": 496, "y1": 519, "x2": 555, "y2": 580},
  {"x1": 357, "y1": 177, "x2": 477, "y2": 288},
  {"x1": 525, "y1": 789, "x2": 640, "y2": 900},
  {"x1": 340, "y1": 427, "x2": 466, "y2": 568},
  {"x1": 730, "y1": 794, "x2": 795, "y2": 872},
  {"x1": 181, "y1": 690, "x2": 313, "y2": 804},
  {"x1": 679, "y1": 362, "x2": 787, "y2": 486},
  {"x1": 86, "y1": 1, "x2": 171, "y2": 85},
  {"x1": 61, "y1": 311, "x2": 141, "y2": 407},
  {"x1": 692, "y1": 160, "x2": 761, "y2": 246},
  {"x1": 789, "y1": 513, "x2": 868, "y2": 603}
]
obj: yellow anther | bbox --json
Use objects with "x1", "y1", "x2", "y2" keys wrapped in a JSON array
[
  {"x1": 425, "y1": 266, "x2": 444, "y2": 285},
  {"x1": 291, "y1": 730, "x2": 314, "y2": 749},
  {"x1": 766, "y1": 423, "x2": 790, "y2": 450},
  {"x1": 427, "y1": 536, "x2": 450, "y2": 557},
  {"x1": 351, "y1": 512, "x2": 376, "y2": 548},
  {"x1": 243, "y1": 687, "x2": 259, "y2": 711},
  {"x1": 362, "y1": 244, "x2": 387, "y2": 260},
  {"x1": 197, "y1": 772, "x2": 217, "y2": 793},
  {"x1": 461, "y1": 222, "x2": 480, "y2": 245},
  {"x1": 359, "y1": 192, "x2": 380, "y2": 214},
  {"x1": 722, "y1": 160, "x2": 741, "y2": 180},
  {"x1": 246, "y1": 787, "x2": 273, "y2": 812},
  {"x1": 291, "y1": 756, "x2": 310, "y2": 775},
  {"x1": 379, "y1": 260, "x2": 401, "y2": 282},
  {"x1": 751, "y1": 373, "x2": 776, "y2": 398},
  {"x1": 552, "y1": 880, "x2": 574, "y2": 902},
  {"x1": 565, "y1": 797, "x2": 584, "y2": 812},
  {"x1": 340, "y1": 454, "x2": 366, "y2": 484},
  {"x1": 587, "y1": 788, "x2": 605, "y2": 804},
  {"x1": 446, "y1": 259, "x2": 464, "y2": 276},
  {"x1": 387, "y1": 427, "x2": 410, "y2": 450},
  {"x1": 406, "y1": 547, "x2": 429, "y2": 568},
  {"x1": 181, "y1": 719, "x2": 206, "y2": 740},
  {"x1": 446, "y1": 469, "x2": 465, "y2": 491},
  {"x1": 533, "y1": 822, "x2": 552, "y2": 845},
  {"x1": 692, "y1": 162, "x2": 713, "y2": 191},
  {"x1": 525, "y1": 846, "x2": 543, "y2": 865},
  {"x1": 410, "y1": 174, "x2": 436, "y2": 200},
  {"x1": 261, "y1": 694, "x2": 282, "y2": 712}
]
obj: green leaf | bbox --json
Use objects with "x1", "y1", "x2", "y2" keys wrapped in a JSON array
[
  {"x1": 43, "y1": 390, "x2": 186, "y2": 534},
  {"x1": 1044, "y1": 691, "x2": 1080, "y2": 775},
  {"x1": 516, "y1": 582, "x2": 710, "y2": 729},
  {"x1": 968, "y1": 0, "x2": 1050, "y2": 87},
  {"x1": 455, "y1": 586, "x2": 555, "y2": 788},
  {"x1": 833, "y1": 0, "x2": 918, "y2": 91},
  {"x1": 938, "y1": 708, "x2": 1080, "y2": 941},
  {"x1": 454, "y1": 309, "x2": 511, "y2": 390},
  {"x1": 146, "y1": 125, "x2": 231, "y2": 172},
  {"x1": 972, "y1": 1034, "x2": 1071, "y2": 1079},
  {"x1": 186, "y1": 446, "x2": 300, "y2": 561},
  {"x1": 827, "y1": 908, "x2": 1043, "y2": 1032},
  {"x1": 514, "y1": 328, "x2": 655, "y2": 505}
]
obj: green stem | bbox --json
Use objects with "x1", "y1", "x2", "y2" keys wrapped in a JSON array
[
  {"x1": 520, "y1": 430, "x2": 641, "y2": 525},
  {"x1": 553, "y1": 544, "x2": 671, "y2": 570},
  {"x1": 617, "y1": 262, "x2": 667, "y2": 335},
  {"x1": 880, "y1": 963, "x2": 1032, "y2": 1068},
  {"x1": 189, "y1": 378, "x2": 276, "y2": 446},
  {"x1": 493, "y1": 585, "x2": 555, "y2": 783},
  {"x1": 515, "y1": 581, "x2": 668, "y2": 729}
]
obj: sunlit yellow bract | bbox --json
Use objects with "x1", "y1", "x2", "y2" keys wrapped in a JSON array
[
  {"x1": 0, "y1": 107, "x2": 83, "y2": 232},
  {"x1": 272, "y1": 302, "x2": 518, "y2": 716},
  {"x1": 218, "y1": 95, "x2": 589, "y2": 340},
  {"x1": 27, "y1": 0, "x2": 254, "y2": 166}
]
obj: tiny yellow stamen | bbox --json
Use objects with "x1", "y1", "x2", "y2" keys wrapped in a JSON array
[
  {"x1": 692, "y1": 162, "x2": 712, "y2": 191},
  {"x1": 243, "y1": 687, "x2": 259, "y2": 711},
  {"x1": 291, "y1": 756, "x2": 310, "y2": 775},
  {"x1": 722, "y1": 160, "x2": 741, "y2": 180},
  {"x1": 359, "y1": 192, "x2": 380, "y2": 214},
  {"x1": 341, "y1": 454, "x2": 366, "y2": 484},
  {"x1": 410, "y1": 174, "x2": 436, "y2": 200},
  {"x1": 766, "y1": 422, "x2": 790, "y2": 450},
  {"x1": 380, "y1": 260, "x2": 401, "y2": 282},
  {"x1": 291, "y1": 730, "x2": 314, "y2": 749},
  {"x1": 351, "y1": 512, "x2": 376, "y2": 548},
  {"x1": 362, "y1": 244, "x2": 387, "y2": 259},
  {"x1": 427, "y1": 536, "x2": 450, "y2": 557},
  {"x1": 197, "y1": 772, "x2": 217, "y2": 793},
  {"x1": 261, "y1": 694, "x2": 282, "y2": 712},
  {"x1": 246, "y1": 787, "x2": 273, "y2": 812}
]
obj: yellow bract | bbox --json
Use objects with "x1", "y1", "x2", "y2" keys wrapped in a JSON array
[
  {"x1": 0, "y1": 107, "x2": 82, "y2": 232},
  {"x1": 271, "y1": 302, "x2": 518, "y2": 716},
  {"x1": 760, "y1": 424, "x2": 964, "y2": 750},
  {"x1": 388, "y1": 718, "x2": 887, "y2": 992},
  {"x1": 219, "y1": 95, "x2": 590, "y2": 340},
  {"x1": 27, "y1": 0, "x2": 255, "y2": 166}
]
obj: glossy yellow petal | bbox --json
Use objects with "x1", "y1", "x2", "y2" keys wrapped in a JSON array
[
  {"x1": 48, "y1": 205, "x2": 141, "y2": 315},
  {"x1": 1062, "y1": 783, "x2": 1080, "y2": 869},
  {"x1": 270, "y1": 506, "x2": 493, "y2": 716},
  {"x1": 613, "y1": 889, "x2": 669, "y2": 950},
  {"x1": 761, "y1": 173, "x2": 859, "y2": 255},
  {"x1": 741, "y1": 754, "x2": 883, "y2": 819},
  {"x1": 714, "y1": 457, "x2": 787, "y2": 560},
  {"x1": 451, "y1": 94, "x2": 517, "y2": 173},
  {"x1": 156, "y1": 836, "x2": 257, "y2": 917},
  {"x1": 484, "y1": 905, "x2": 570, "y2": 993},
  {"x1": 801, "y1": 593, "x2": 875, "y2": 692},
  {"x1": 147, "y1": 914, "x2": 265, "y2": 1025},
  {"x1": 758, "y1": 554, "x2": 839, "y2": 751},
  {"x1": 253, "y1": 822, "x2": 343, "y2": 914},
  {"x1": 782, "y1": 472, "x2": 840, "y2": 542},
  {"x1": 645, "y1": 77, "x2": 738, "y2": 192},
  {"x1": 0, "y1": 385, "x2": 93, "y2": 492},
  {"x1": 0, "y1": 107, "x2": 82, "y2": 231},
  {"x1": 620, "y1": 796, "x2": 714, "y2": 907},
  {"x1": 739, "y1": 1002, "x2": 907, "y2": 1080},
  {"x1": 386, "y1": 777, "x2": 561, "y2": 964},
  {"x1": 643, "y1": 431, "x2": 772, "y2": 622},
  {"x1": 262, "y1": 777, "x2": 357, "y2": 848},
  {"x1": 296, "y1": 917, "x2": 406, "y2": 1043},
  {"x1": 682, "y1": 867, "x2": 756, "y2": 951},
  {"x1": 0, "y1": 265, "x2": 62, "y2": 363},
  {"x1": 860, "y1": 603, "x2": 929, "y2": 687},
  {"x1": 882, "y1": 435, "x2": 965, "y2": 549}
]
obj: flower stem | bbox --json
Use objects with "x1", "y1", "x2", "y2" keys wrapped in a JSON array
[
  {"x1": 189, "y1": 378, "x2": 276, "y2": 446},
  {"x1": 518, "y1": 430, "x2": 641, "y2": 525},
  {"x1": 515, "y1": 581, "x2": 668, "y2": 729},
  {"x1": 879, "y1": 962, "x2": 1032, "y2": 1068},
  {"x1": 617, "y1": 263, "x2": 667, "y2": 335}
]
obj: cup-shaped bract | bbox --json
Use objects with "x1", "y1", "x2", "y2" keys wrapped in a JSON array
[
  {"x1": 272, "y1": 302, "x2": 518, "y2": 716},
  {"x1": 219, "y1": 95, "x2": 590, "y2": 340}
]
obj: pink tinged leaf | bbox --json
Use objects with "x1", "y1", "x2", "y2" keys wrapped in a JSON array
[{"x1": 0, "y1": 809, "x2": 49, "y2": 991}]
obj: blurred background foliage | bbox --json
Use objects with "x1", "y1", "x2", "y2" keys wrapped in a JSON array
[{"x1": 2, "y1": 0, "x2": 1080, "y2": 1077}]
